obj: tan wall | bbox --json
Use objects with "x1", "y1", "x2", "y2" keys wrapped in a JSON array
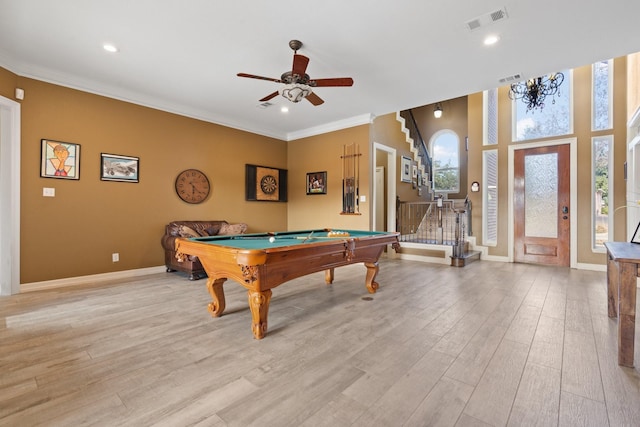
[
  {"x1": 0, "y1": 67, "x2": 19, "y2": 99},
  {"x1": 287, "y1": 125, "x2": 370, "y2": 231},
  {"x1": 611, "y1": 57, "x2": 629, "y2": 243},
  {"x1": 371, "y1": 113, "x2": 430, "y2": 203},
  {"x1": 467, "y1": 58, "x2": 628, "y2": 264},
  {"x1": 7, "y1": 74, "x2": 288, "y2": 283},
  {"x1": 3, "y1": 52, "x2": 632, "y2": 283},
  {"x1": 408, "y1": 96, "x2": 469, "y2": 199}
]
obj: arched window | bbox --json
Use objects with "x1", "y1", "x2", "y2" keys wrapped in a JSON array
[{"x1": 430, "y1": 130, "x2": 460, "y2": 193}]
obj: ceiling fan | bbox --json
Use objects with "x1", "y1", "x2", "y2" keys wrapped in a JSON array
[{"x1": 237, "y1": 40, "x2": 354, "y2": 106}]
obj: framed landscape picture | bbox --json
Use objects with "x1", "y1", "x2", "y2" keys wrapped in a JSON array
[{"x1": 100, "y1": 153, "x2": 139, "y2": 183}]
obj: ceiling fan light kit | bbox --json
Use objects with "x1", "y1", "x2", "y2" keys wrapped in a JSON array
[
  {"x1": 237, "y1": 39, "x2": 353, "y2": 106},
  {"x1": 280, "y1": 83, "x2": 313, "y2": 103}
]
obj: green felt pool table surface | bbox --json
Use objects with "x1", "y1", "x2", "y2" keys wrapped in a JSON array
[{"x1": 188, "y1": 229, "x2": 392, "y2": 250}]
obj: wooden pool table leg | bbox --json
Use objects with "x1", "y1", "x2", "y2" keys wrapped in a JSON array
[
  {"x1": 325, "y1": 268, "x2": 335, "y2": 284},
  {"x1": 248, "y1": 289, "x2": 272, "y2": 339},
  {"x1": 364, "y1": 262, "x2": 379, "y2": 294},
  {"x1": 206, "y1": 277, "x2": 227, "y2": 317}
]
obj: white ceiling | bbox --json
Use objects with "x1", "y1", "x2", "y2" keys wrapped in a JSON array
[{"x1": 1, "y1": 0, "x2": 639, "y2": 141}]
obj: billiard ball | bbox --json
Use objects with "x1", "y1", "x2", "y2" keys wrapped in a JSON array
[{"x1": 269, "y1": 236, "x2": 276, "y2": 243}]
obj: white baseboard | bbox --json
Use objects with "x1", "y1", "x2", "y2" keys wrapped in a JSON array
[
  {"x1": 20, "y1": 266, "x2": 167, "y2": 293},
  {"x1": 575, "y1": 262, "x2": 607, "y2": 272},
  {"x1": 395, "y1": 253, "x2": 451, "y2": 265}
]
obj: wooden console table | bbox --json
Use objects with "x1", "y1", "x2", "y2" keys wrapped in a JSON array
[{"x1": 604, "y1": 242, "x2": 640, "y2": 367}]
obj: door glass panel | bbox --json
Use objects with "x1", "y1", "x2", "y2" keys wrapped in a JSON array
[{"x1": 524, "y1": 153, "x2": 558, "y2": 238}]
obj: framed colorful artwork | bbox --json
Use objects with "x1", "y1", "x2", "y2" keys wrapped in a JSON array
[
  {"x1": 40, "y1": 139, "x2": 80, "y2": 180},
  {"x1": 306, "y1": 171, "x2": 327, "y2": 195}
]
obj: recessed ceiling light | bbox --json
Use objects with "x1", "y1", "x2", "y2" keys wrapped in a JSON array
[
  {"x1": 103, "y1": 44, "x2": 119, "y2": 53},
  {"x1": 484, "y1": 35, "x2": 500, "y2": 46},
  {"x1": 281, "y1": 106, "x2": 289, "y2": 113}
]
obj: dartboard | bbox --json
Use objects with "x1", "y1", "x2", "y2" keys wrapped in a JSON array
[{"x1": 260, "y1": 175, "x2": 278, "y2": 194}]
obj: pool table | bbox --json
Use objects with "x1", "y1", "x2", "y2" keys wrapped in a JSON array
[{"x1": 175, "y1": 229, "x2": 400, "y2": 339}]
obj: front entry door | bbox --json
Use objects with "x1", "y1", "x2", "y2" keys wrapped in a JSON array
[{"x1": 514, "y1": 144, "x2": 570, "y2": 266}]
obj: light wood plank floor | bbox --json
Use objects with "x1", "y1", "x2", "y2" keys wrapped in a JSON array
[{"x1": 1, "y1": 259, "x2": 639, "y2": 426}]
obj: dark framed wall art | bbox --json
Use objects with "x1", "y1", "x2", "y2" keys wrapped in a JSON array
[
  {"x1": 245, "y1": 164, "x2": 288, "y2": 202},
  {"x1": 40, "y1": 139, "x2": 80, "y2": 180},
  {"x1": 401, "y1": 156, "x2": 412, "y2": 183},
  {"x1": 100, "y1": 153, "x2": 139, "y2": 183},
  {"x1": 306, "y1": 171, "x2": 327, "y2": 195}
]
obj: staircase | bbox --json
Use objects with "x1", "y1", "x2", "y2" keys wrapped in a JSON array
[{"x1": 396, "y1": 110, "x2": 481, "y2": 267}]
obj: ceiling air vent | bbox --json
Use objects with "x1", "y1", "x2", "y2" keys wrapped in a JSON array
[
  {"x1": 490, "y1": 8, "x2": 507, "y2": 22},
  {"x1": 466, "y1": 7, "x2": 508, "y2": 31},
  {"x1": 499, "y1": 74, "x2": 523, "y2": 84},
  {"x1": 257, "y1": 102, "x2": 273, "y2": 109}
]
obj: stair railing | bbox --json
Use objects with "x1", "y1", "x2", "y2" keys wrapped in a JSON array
[
  {"x1": 400, "y1": 110, "x2": 433, "y2": 185},
  {"x1": 397, "y1": 198, "x2": 469, "y2": 246}
]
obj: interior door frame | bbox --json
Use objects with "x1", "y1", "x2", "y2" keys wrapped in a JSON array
[
  {"x1": 372, "y1": 142, "x2": 397, "y2": 235},
  {"x1": 508, "y1": 137, "x2": 577, "y2": 268},
  {"x1": 0, "y1": 94, "x2": 21, "y2": 295}
]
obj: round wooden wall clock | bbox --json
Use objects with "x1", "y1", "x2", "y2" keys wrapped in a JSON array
[{"x1": 175, "y1": 169, "x2": 210, "y2": 204}]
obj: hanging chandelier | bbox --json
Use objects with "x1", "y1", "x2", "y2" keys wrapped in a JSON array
[{"x1": 508, "y1": 72, "x2": 564, "y2": 112}]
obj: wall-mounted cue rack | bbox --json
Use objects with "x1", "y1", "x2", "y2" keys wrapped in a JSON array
[{"x1": 341, "y1": 143, "x2": 361, "y2": 215}]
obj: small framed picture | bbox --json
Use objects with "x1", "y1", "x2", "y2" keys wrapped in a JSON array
[
  {"x1": 401, "y1": 156, "x2": 411, "y2": 183},
  {"x1": 101, "y1": 153, "x2": 139, "y2": 183},
  {"x1": 632, "y1": 221, "x2": 640, "y2": 244},
  {"x1": 306, "y1": 171, "x2": 327, "y2": 195},
  {"x1": 40, "y1": 139, "x2": 80, "y2": 180}
]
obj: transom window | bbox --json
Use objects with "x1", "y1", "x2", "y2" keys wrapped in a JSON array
[{"x1": 513, "y1": 70, "x2": 573, "y2": 141}]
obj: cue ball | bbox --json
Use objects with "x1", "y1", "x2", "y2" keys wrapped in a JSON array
[{"x1": 269, "y1": 237, "x2": 275, "y2": 243}]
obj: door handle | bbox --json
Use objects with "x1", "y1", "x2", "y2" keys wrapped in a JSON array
[{"x1": 562, "y1": 206, "x2": 569, "y2": 214}]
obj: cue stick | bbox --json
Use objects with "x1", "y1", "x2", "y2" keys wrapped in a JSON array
[
  {"x1": 294, "y1": 236, "x2": 350, "y2": 240},
  {"x1": 227, "y1": 235, "x2": 298, "y2": 240}
]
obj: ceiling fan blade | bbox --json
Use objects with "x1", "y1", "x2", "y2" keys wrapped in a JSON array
[
  {"x1": 237, "y1": 73, "x2": 282, "y2": 83},
  {"x1": 292, "y1": 54, "x2": 310, "y2": 76},
  {"x1": 310, "y1": 77, "x2": 354, "y2": 87},
  {"x1": 306, "y1": 92, "x2": 324, "y2": 106},
  {"x1": 259, "y1": 91, "x2": 279, "y2": 102}
]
